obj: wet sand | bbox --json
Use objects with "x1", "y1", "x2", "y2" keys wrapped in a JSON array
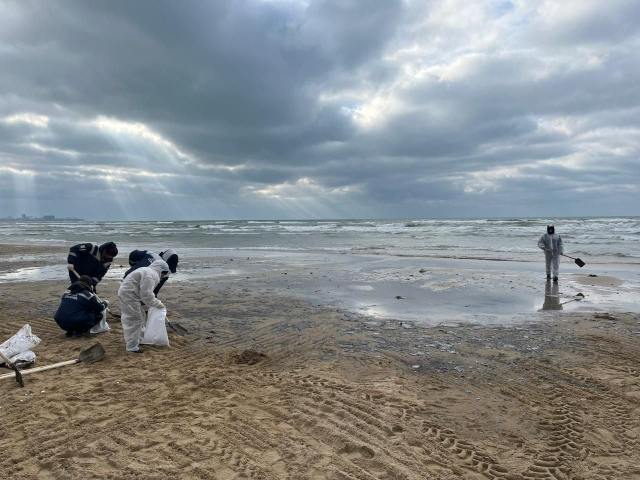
[{"x1": 1, "y1": 246, "x2": 640, "y2": 479}]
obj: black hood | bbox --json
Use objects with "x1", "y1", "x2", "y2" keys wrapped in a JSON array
[
  {"x1": 99, "y1": 242, "x2": 115, "y2": 253},
  {"x1": 99, "y1": 242, "x2": 118, "y2": 257},
  {"x1": 69, "y1": 280, "x2": 92, "y2": 293},
  {"x1": 547, "y1": 225, "x2": 555, "y2": 235},
  {"x1": 160, "y1": 249, "x2": 179, "y2": 273}
]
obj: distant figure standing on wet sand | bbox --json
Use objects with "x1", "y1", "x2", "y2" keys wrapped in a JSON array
[{"x1": 538, "y1": 225, "x2": 563, "y2": 282}]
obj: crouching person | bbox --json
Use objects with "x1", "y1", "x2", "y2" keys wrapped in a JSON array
[
  {"x1": 54, "y1": 275, "x2": 107, "y2": 338},
  {"x1": 118, "y1": 259, "x2": 169, "y2": 354}
]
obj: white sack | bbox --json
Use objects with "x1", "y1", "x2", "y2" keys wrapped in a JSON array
[
  {"x1": 141, "y1": 307, "x2": 170, "y2": 346},
  {"x1": 90, "y1": 308, "x2": 110, "y2": 334},
  {"x1": 0, "y1": 324, "x2": 41, "y2": 361},
  {"x1": 10, "y1": 350, "x2": 36, "y2": 367}
]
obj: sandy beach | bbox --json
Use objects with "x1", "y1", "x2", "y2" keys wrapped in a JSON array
[{"x1": 1, "y1": 244, "x2": 640, "y2": 479}]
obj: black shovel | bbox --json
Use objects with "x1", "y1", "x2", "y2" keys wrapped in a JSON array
[
  {"x1": 167, "y1": 321, "x2": 188, "y2": 336},
  {"x1": 544, "y1": 248, "x2": 586, "y2": 268},
  {"x1": 0, "y1": 350, "x2": 24, "y2": 388}
]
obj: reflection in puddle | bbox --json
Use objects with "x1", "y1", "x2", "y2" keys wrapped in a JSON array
[{"x1": 541, "y1": 281, "x2": 563, "y2": 311}]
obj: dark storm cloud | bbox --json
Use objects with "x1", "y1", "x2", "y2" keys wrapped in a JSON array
[{"x1": 1, "y1": 0, "x2": 639, "y2": 219}]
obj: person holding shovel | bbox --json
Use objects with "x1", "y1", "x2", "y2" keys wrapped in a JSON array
[
  {"x1": 118, "y1": 259, "x2": 169, "y2": 354},
  {"x1": 66, "y1": 242, "x2": 119, "y2": 292},
  {"x1": 538, "y1": 225, "x2": 563, "y2": 282},
  {"x1": 54, "y1": 275, "x2": 108, "y2": 338}
]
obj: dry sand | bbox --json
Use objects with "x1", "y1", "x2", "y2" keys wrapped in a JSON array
[{"x1": 1, "y1": 251, "x2": 640, "y2": 479}]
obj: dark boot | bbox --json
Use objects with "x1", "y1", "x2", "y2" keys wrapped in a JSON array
[{"x1": 553, "y1": 276, "x2": 558, "y2": 282}]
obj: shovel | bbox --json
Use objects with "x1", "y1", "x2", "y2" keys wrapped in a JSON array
[
  {"x1": 0, "y1": 343, "x2": 105, "y2": 382},
  {"x1": 167, "y1": 321, "x2": 188, "y2": 336},
  {"x1": 0, "y1": 350, "x2": 24, "y2": 388},
  {"x1": 543, "y1": 248, "x2": 586, "y2": 268}
]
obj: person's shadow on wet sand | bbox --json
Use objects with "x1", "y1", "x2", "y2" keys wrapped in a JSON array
[{"x1": 541, "y1": 280, "x2": 563, "y2": 311}]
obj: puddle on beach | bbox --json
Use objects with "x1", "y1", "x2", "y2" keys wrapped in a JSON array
[
  {"x1": 0, "y1": 265, "x2": 63, "y2": 282},
  {"x1": 0, "y1": 265, "x2": 129, "y2": 283},
  {"x1": 1, "y1": 255, "x2": 639, "y2": 325}
]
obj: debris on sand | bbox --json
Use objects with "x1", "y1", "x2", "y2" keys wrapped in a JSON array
[{"x1": 231, "y1": 349, "x2": 269, "y2": 365}]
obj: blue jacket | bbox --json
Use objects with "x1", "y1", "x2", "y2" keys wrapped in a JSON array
[
  {"x1": 54, "y1": 282, "x2": 105, "y2": 332},
  {"x1": 67, "y1": 242, "x2": 116, "y2": 287},
  {"x1": 124, "y1": 249, "x2": 178, "y2": 296}
]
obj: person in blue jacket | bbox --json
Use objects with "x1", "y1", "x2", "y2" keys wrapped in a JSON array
[
  {"x1": 54, "y1": 275, "x2": 108, "y2": 337},
  {"x1": 66, "y1": 241, "x2": 118, "y2": 291},
  {"x1": 124, "y1": 249, "x2": 178, "y2": 296}
]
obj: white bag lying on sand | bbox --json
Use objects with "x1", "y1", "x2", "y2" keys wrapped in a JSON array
[
  {"x1": 0, "y1": 324, "x2": 41, "y2": 362},
  {"x1": 141, "y1": 307, "x2": 170, "y2": 346},
  {"x1": 8, "y1": 350, "x2": 36, "y2": 367},
  {"x1": 90, "y1": 308, "x2": 110, "y2": 334}
]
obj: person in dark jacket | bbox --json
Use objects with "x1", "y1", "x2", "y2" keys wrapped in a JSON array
[
  {"x1": 54, "y1": 275, "x2": 107, "y2": 337},
  {"x1": 67, "y1": 242, "x2": 118, "y2": 291},
  {"x1": 124, "y1": 249, "x2": 178, "y2": 296}
]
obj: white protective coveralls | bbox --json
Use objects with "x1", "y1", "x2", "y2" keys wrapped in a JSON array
[
  {"x1": 118, "y1": 259, "x2": 169, "y2": 352},
  {"x1": 538, "y1": 232, "x2": 563, "y2": 278}
]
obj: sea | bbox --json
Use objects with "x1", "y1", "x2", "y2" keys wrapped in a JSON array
[{"x1": 1, "y1": 217, "x2": 639, "y2": 264}]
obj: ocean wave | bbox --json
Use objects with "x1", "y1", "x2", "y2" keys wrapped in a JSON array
[
  {"x1": 571, "y1": 250, "x2": 640, "y2": 258},
  {"x1": 196, "y1": 225, "x2": 224, "y2": 230},
  {"x1": 24, "y1": 238, "x2": 67, "y2": 243},
  {"x1": 204, "y1": 232, "x2": 263, "y2": 235},
  {"x1": 3, "y1": 217, "x2": 640, "y2": 260}
]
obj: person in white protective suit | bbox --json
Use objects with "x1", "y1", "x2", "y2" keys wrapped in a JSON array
[
  {"x1": 537, "y1": 225, "x2": 563, "y2": 282},
  {"x1": 118, "y1": 259, "x2": 169, "y2": 353}
]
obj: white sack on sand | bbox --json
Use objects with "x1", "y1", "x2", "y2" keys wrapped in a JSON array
[
  {"x1": 0, "y1": 324, "x2": 41, "y2": 361},
  {"x1": 90, "y1": 309, "x2": 110, "y2": 334},
  {"x1": 141, "y1": 307, "x2": 170, "y2": 346},
  {"x1": 9, "y1": 350, "x2": 36, "y2": 367}
]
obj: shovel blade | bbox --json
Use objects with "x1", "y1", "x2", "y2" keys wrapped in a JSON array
[
  {"x1": 168, "y1": 322, "x2": 188, "y2": 336},
  {"x1": 78, "y1": 343, "x2": 106, "y2": 364},
  {"x1": 575, "y1": 258, "x2": 586, "y2": 268},
  {"x1": 10, "y1": 365, "x2": 24, "y2": 387}
]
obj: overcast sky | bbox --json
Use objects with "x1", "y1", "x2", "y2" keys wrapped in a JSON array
[{"x1": 1, "y1": 0, "x2": 639, "y2": 220}]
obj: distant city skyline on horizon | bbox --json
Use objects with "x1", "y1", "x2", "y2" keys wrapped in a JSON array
[{"x1": 0, "y1": 214, "x2": 84, "y2": 221}]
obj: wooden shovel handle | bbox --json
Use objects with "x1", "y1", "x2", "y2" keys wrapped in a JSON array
[
  {"x1": 0, "y1": 359, "x2": 79, "y2": 380},
  {"x1": 0, "y1": 350, "x2": 14, "y2": 366},
  {"x1": 68, "y1": 267, "x2": 105, "y2": 304},
  {"x1": 543, "y1": 247, "x2": 575, "y2": 260}
]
